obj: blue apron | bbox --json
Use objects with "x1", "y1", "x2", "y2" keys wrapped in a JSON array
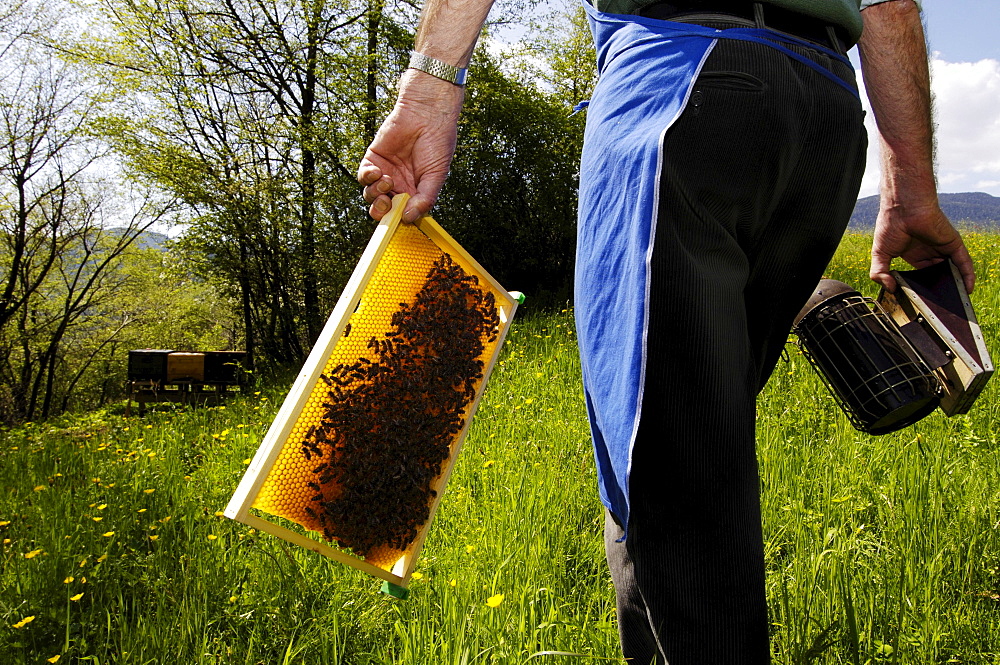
[{"x1": 575, "y1": 0, "x2": 858, "y2": 535}]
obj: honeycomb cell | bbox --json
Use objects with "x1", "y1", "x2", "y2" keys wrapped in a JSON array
[{"x1": 249, "y1": 221, "x2": 509, "y2": 571}]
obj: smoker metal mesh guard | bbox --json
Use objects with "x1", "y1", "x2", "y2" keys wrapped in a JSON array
[{"x1": 225, "y1": 194, "x2": 521, "y2": 589}]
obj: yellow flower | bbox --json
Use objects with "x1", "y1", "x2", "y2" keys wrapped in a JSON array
[
  {"x1": 97, "y1": 554, "x2": 108, "y2": 563},
  {"x1": 33, "y1": 485, "x2": 46, "y2": 492},
  {"x1": 143, "y1": 489, "x2": 155, "y2": 494},
  {"x1": 449, "y1": 579, "x2": 457, "y2": 587},
  {"x1": 24, "y1": 548, "x2": 43, "y2": 559},
  {"x1": 243, "y1": 458, "x2": 252, "y2": 465},
  {"x1": 229, "y1": 595, "x2": 238, "y2": 603},
  {"x1": 63, "y1": 576, "x2": 74, "y2": 584},
  {"x1": 47, "y1": 655, "x2": 61, "y2": 663},
  {"x1": 486, "y1": 594, "x2": 505, "y2": 608},
  {"x1": 214, "y1": 511, "x2": 225, "y2": 517},
  {"x1": 92, "y1": 517, "x2": 103, "y2": 522},
  {"x1": 70, "y1": 593, "x2": 84, "y2": 602},
  {"x1": 0, "y1": 520, "x2": 10, "y2": 526},
  {"x1": 465, "y1": 545, "x2": 475, "y2": 554},
  {"x1": 149, "y1": 535, "x2": 159, "y2": 542},
  {"x1": 102, "y1": 531, "x2": 115, "y2": 537},
  {"x1": 410, "y1": 571, "x2": 423, "y2": 580},
  {"x1": 482, "y1": 460, "x2": 494, "y2": 468},
  {"x1": 12, "y1": 615, "x2": 35, "y2": 628},
  {"x1": 207, "y1": 534, "x2": 217, "y2": 540}
]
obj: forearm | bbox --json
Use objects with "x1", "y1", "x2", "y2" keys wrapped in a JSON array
[
  {"x1": 857, "y1": 0, "x2": 975, "y2": 292},
  {"x1": 358, "y1": 0, "x2": 495, "y2": 221},
  {"x1": 413, "y1": 0, "x2": 496, "y2": 68},
  {"x1": 858, "y1": 0, "x2": 937, "y2": 211}
]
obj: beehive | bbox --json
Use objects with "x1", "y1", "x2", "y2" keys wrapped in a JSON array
[{"x1": 225, "y1": 194, "x2": 521, "y2": 590}]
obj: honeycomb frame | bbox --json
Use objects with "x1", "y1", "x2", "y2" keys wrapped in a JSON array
[{"x1": 225, "y1": 194, "x2": 521, "y2": 589}]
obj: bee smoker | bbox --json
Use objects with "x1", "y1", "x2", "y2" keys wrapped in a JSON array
[{"x1": 792, "y1": 261, "x2": 993, "y2": 435}]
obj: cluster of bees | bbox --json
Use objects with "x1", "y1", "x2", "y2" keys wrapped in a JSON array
[{"x1": 300, "y1": 254, "x2": 501, "y2": 557}]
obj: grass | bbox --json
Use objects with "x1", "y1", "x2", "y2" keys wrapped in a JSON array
[{"x1": 2, "y1": 232, "x2": 1000, "y2": 664}]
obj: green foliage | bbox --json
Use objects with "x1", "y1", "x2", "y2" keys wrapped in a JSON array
[
  {"x1": 436, "y1": 8, "x2": 596, "y2": 309},
  {"x1": 3, "y1": 234, "x2": 1000, "y2": 663}
]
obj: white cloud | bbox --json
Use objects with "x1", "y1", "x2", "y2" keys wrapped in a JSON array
[{"x1": 858, "y1": 56, "x2": 1000, "y2": 197}]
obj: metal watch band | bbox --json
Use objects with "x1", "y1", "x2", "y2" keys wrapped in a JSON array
[{"x1": 408, "y1": 51, "x2": 468, "y2": 86}]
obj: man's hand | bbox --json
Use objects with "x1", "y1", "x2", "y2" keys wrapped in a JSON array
[
  {"x1": 358, "y1": 70, "x2": 465, "y2": 222},
  {"x1": 859, "y1": 0, "x2": 976, "y2": 293},
  {"x1": 870, "y1": 201, "x2": 975, "y2": 293}
]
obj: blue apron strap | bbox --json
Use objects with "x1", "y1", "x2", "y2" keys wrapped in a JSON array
[{"x1": 713, "y1": 27, "x2": 860, "y2": 99}]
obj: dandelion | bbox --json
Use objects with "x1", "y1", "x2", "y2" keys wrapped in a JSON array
[
  {"x1": 207, "y1": 534, "x2": 217, "y2": 540},
  {"x1": 449, "y1": 579, "x2": 457, "y2": 587},
  {"x1": 102, "y1": 531, "x2": 115, "y2": 537},
  {"x1": 24, "y1": 548, "x2": 43, "y2": 559},
  {"x1": 243, "y1": 458, "x2": 252, "y2": 465},
  {"x1": 70, "y1": 593, "x2": 84, "y2": 602},
  {"x1": 466, "y1": 545, "x2": 475, "y2": 554},
  {"x1": 47, "y1": 655, "x2": 61, "y2": 663},
  {"x1": 97, "y1": 554, "x2": 108, "y2": 563},
  {"x1": 149, "y1": 535, "x2": 159, "y2": 542},
  {"x1": 486, "y1": 594, "x2": 505, "y2": 608},
  {"x1": 143, "y1": 489, "x2": 155, "y2": 494},
  {"x1": 33, "y1": 485, "x2": 46, "y2": 492},
  {"x1": 410, "y1": 571, "x2": 423, "y2": 580},
  {"x1": 63, "y1": 576, "x2": 74, "y2": 584},
  {"x1": 12, "y1": 615, "x2": 35, "y2": 628},
  {"x1": 214, "y1": 511, "x2": 225, "y2": 517},
  {"x1": 0, "y1": 520, "x2": 10, "y2": 526},
  {"x1": 92, "y1": 517, "x2": 103, "y2": 522},
  {"x1": 483, "y1": 460, "x2": 494, "y2": 468},
  {"x1": 229, "y1": 595, "x2": 238, "y2": 603}
]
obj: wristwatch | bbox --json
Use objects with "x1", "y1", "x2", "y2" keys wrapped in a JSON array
[{"x1": 408, "y1": 51, "x2": 468, "y2": 86}]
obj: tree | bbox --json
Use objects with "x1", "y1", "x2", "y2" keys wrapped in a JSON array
[
  {"x1": 433, "y1": 5, "x2": 596, "y2": 306},
  {"x1": 0, "y1": 1, "x2": 177, "y2": 422},
  {"x1": 81, "y1": 0, "x2": 415, "y2": 370}
]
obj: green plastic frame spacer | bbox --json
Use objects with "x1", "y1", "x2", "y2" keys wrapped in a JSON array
[
  {"x1": 381, "y1": 581, "x2": 410, "y2": 600},
  {"x1": 511, "y1": 291, "x2": 526, "y2": 304}
]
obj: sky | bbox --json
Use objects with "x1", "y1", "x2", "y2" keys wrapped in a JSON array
[{"x1": 852, "y1": 0, "x2": 1000, "y2": 197}]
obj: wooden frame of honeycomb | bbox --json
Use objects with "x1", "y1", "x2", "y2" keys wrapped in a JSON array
[{"x1": 225, "y1": 194, "x2": 521, "y2": 591}]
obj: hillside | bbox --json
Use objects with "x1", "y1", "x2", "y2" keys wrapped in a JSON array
[{"x1": 850, "y1": 191, "x2": 1000, "y2": 229}]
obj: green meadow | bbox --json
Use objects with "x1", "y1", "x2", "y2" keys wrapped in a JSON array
[{"x1": 3, "y1": 232, "x2": 1000, "y2": 664}]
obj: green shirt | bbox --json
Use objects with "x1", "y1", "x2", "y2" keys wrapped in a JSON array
[{"x1": 591, "y1": 0, "x2": 920, "y2": 44}]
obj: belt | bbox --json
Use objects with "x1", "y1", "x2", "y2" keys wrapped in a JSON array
[{"x1": 637, "y1": 1, "x2": 853, "y2": 53}]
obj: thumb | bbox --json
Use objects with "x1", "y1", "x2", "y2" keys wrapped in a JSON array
[
  {"x1": 869, "y1": 249, "x2": 897, "y2": 292},
  {"x1": 403, "y1": 172, "x2": 448, "y2": 223}
]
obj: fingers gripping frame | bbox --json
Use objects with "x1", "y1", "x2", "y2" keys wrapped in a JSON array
[{"x1": 225, "y1": 194, "x2": 522, "y2": 589}]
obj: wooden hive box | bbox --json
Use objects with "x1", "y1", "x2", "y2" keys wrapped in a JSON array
[
  {"x1": 225, "y1": 195, "x2": 522, "y2": 595},
  {"x1": 203, "y1": 351, "x2": 247, "y2": 383},
  {"x1": 128, "y1": 349, "x2": 174, "y2": 382},
  {"x1": 166, "y1": 352, "x2": 206, "y2": 382}
]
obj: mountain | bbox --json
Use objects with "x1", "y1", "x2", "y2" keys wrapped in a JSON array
[{"x1": 849, "y1": 192, "x2": 1000, "y2": 229}]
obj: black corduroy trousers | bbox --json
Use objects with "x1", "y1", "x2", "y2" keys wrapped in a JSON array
[{"x1": 603, "y1": 33, "x2": 868, "y2": 665}]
